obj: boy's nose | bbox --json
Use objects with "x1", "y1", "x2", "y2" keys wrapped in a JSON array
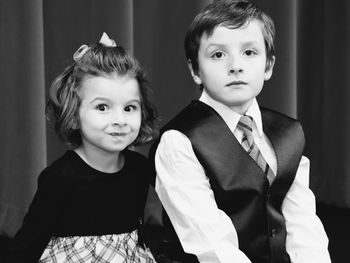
[
  {"x1": 228, "y1": 57, "x2": 243, "y2": 74},
  {"x1": 228, "y1": 63, "x2": 243, "y2": 74},
  {"x1": 228, "y1": 67, "x2": 243, "y2": 74}
]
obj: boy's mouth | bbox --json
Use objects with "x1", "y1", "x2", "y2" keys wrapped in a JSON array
[{"x1": 226, "y1": 80, "x2": 247, "y2": 86}]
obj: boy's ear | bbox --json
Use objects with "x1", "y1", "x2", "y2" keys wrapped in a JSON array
[
  {"x1": 187, "y1": 60, "x2": 202, "y2": 85},
  {"x1": 264, "y1": 56, "x2": 276, "y2": 81}
]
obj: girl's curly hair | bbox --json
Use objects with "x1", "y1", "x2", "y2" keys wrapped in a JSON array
[{"x1": 46, "y1": 43, "x2": 158, "y2": 148}]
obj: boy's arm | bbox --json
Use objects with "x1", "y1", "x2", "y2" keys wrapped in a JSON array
[
  {"x1": 282, "y1": 156, "x2": 331, "y2": 263},
  {"x1": 155, "y1": 130, "x2": 251, "y2": 263}
]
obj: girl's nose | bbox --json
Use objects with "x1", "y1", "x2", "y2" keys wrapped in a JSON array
[{"x1": 112, "y1": 111, "x2": 126, "y2": 126}]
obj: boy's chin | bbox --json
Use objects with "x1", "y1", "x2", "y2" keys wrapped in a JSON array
[{"x1": 226, "y1": 100, "x2": 255, "y2": 114}]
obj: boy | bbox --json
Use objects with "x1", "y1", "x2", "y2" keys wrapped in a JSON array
[{"x1": 145, "y1": 0, "x2": 331, "y2": 262}]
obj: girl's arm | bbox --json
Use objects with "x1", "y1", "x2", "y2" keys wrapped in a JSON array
[{"x1": 8, "y1": 168, "x2": 63, "y2": 263}]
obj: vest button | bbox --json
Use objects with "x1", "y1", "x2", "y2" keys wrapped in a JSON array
[{"x1": 271, "y1": 228, "x2": 277, "y2": 238}]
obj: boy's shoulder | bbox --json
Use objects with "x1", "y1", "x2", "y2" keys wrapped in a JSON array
[
  {"x1": 260, "y1": 106, "x2": 305, "y2": 150},
  {"x1": 260, "y1": 106, "x2": 299, "y2": 122},
  {"x1": 260, "y1": 106, "x2": 303, "y2": 130},
  {"x1": 163, "y1": 100, "x2": 303, "y2": 127},
  {"x1": 161, "y1": 100, "x2": 215, "y2": 132},
  {"x1": 160, "y1": 101, "x2": 304, "y2": 141}
]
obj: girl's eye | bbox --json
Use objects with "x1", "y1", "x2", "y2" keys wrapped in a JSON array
[
  {"x1": 124, "y1": 105, "x2": 138, "y2": 112},
  {"x1": 96, "y1": 104, "x2": 108, "y2": 111},
  {"x1": 211, "y1": 51, "x2": 225, "y2": 59},
  {"x1": 244, "y1": 50, "x2": 257, "y2": 56}
]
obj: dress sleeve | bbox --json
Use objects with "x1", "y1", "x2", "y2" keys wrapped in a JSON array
[
  {"x1": 9, "y1": 168, "x2": 64, "y2": 263},
  {"x1": 282, "y1": 156, "x2": 331, "y2": 263},
  {"x1": 155, "y1": 130, "x2": 252, "y2": 263},
  {"x1": 135, "y1": 152, "x2": 154, "y2": 217}
]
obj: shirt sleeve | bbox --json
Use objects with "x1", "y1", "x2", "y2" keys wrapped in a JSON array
[
  {"x1": 9, "y1": 168, "x2": 64, "y2": 263},
  {"x1": 282, "y1": 156, "x2": 331, "y2": 263},
  {"x1": 155, "y1": 130, "x2": 252, "y2": 263}
]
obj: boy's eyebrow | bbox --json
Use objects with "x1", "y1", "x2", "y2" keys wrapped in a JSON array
[
  {"x1": 205, "y1": 40, "x2": 260, "y2": 50},
  {"x1": 241, "y1": 41, "x2": 261, "y2": 47},
  {"x1": 206, "y1": 41, "x2": 261, "y2": 49},
  {"x1": 205, "y1": 43, "x2": 227, "y2": 49}
]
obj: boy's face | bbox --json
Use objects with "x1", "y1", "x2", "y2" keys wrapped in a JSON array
[{"x1": 189, "y1": 20, "x2": 275, "y2": 114}]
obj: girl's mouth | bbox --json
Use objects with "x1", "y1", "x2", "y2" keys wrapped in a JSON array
[{"x1": 109, "y1": 132, "x2": 128, "y2": 136}]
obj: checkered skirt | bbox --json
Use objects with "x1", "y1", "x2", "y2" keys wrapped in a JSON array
[{"x1": 39, "y1": 230, "x2": 155, "y2": 263}]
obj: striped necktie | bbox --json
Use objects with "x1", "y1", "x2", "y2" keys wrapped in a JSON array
[{"x1": 237, "y1": 115, "x2": 274, "y2": 185}]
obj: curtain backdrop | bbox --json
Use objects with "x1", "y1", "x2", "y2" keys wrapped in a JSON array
[
  {"x1": 0, "y1": 0, "x2": 47, "y2": 237},
  {"x1": 1, "y1": 0, "x2": 349, "y2": 238}
]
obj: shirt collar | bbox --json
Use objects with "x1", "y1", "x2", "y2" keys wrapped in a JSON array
[
  {"x1": 245, "y1": 99, "x2": 264, "y2": 137},
  {"x1": 199, "y1": 90, "x2": 264, "y2": 137}
]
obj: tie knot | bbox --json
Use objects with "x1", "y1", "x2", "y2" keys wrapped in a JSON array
[{"x1": 237, "y1": 115, "x2": 253, "y2": 134}]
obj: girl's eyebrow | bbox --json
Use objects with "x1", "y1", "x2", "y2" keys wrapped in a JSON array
[
  {"x1": 127, "y1": 99, "x2": 141, "y2": 104},
  {"x1": 89, "y1": 97, "x2": 141, "y2": 104},
  {"x1": 89, "y1": 97, "x2": 111, "y2": 104}
]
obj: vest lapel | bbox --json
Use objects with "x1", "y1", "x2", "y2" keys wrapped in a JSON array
[
  {"x1": 185, "y1": 101, "x2": 268, "y2": 193},
  {"x1": 261, "y1": 108, "x2": 305, "y2": 203}
]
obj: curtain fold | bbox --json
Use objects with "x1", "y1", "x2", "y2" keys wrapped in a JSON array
[
  {"x1": 298, "y1": 0, "x2": 350, "y2": 207},
  {"x1": 257, "y1": 0, "x2": 298, "y2": 118},
  {"x1": 1, "y1": 0, "x2": 350, "y2": 237},
  {"x1": 0, "y1": 0, "x2": 46, "y2": 237}
]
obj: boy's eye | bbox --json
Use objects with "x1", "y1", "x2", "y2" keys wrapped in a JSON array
[
  {"x1": 244, "y1": 50, "x2": 257, "y2": 56},
  {"x1": 211, "y1": 51, "x2": 225, "y2": 59},
  {"x1": 124, "y1": 105, "x2": 138, "y2": 112},
  {"x1": 96, "y1": 104, "x2": 108, "y2": 111}
]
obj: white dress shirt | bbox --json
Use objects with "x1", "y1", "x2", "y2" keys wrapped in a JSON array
[{"x1": 155, "y1": 91, "x2": 331, "y2": 263}]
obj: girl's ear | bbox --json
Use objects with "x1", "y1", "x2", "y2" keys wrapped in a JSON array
[
  {"x1": 187, "y1": 60, "x2": 202, "y2": 85},
  {"x1": 71, "y1": 118, "x2": 79, "y2": 130},
  {"x1": 264, "y1": 56, "x2": 275, "y2": 81}
]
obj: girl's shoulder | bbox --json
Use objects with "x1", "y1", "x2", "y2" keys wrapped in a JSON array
[
  {"x1": 123, "y1": 149, "x2": 153, "y2": 186},
  {"x1": 38, "y1": 150, "x2": 81, "y2": 184},
  {"x1": 124, "y1": 149, "x2": 151, "y2": 167},
  {"x1": 124, "y1": 149, "x2": 152, "y2": 174},
  {"x1": 124, "y1": 149, "x2": 147, "y2": 162}
]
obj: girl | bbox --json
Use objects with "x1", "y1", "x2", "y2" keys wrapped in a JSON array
[{"x1": 9, "y1": 33, "x2": 157, "y2": 262}]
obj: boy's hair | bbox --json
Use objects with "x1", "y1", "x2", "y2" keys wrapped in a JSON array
[
  {"x1": 46, "y1": 43, "x2": 158, "y2": 148},
  {"x1": 185, "y1": 0, "x2": 275, "y2": 73}
]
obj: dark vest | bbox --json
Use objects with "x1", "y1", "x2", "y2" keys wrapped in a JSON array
[{"x1": 144, "y1": 100, "x2": 305, "y2": 263}]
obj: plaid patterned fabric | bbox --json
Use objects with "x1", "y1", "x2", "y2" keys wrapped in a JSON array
[{"x1": 39, "y1": 230, "x2": 155, "y2": 263}]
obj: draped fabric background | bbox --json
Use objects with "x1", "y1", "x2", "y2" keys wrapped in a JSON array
[{"x1": 1, "y1": 0, "x2": 349, "y2": 239}]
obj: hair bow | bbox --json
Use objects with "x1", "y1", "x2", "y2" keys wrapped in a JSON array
[
  {"x1": 99, "y1": 32, "x2": 116, "y2": 47},
  {"x1": 73, "y1": 44, "x2": 90, "y2": 62},
  {"x1": 72, "y1": 32, "x2": 116, "y2": 62}
]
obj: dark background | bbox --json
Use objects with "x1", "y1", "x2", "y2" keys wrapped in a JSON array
[{"x1": 1, "y1": 0, "x2": 349, "y2": 262}]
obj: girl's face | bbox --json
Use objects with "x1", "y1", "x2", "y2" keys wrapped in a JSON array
[{"x1": 77, "y1": 74, "x2": 141, "y2": 156}]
